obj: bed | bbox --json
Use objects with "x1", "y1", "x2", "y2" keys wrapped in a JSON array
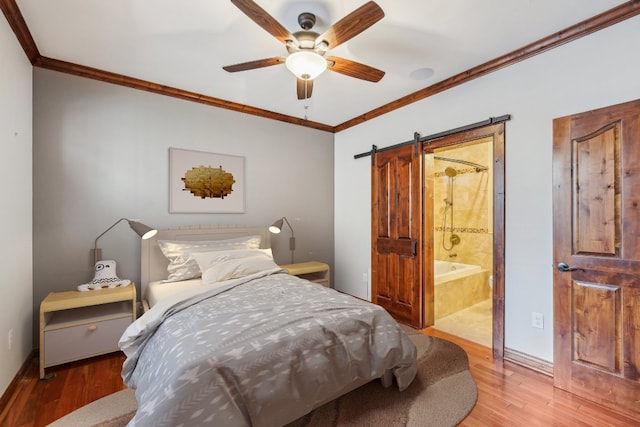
[{"x1": 119, "y1": 224, "x2": 418, "y2": 427}]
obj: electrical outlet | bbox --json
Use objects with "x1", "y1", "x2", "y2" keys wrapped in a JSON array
[
  {"x1": 531, "y1": 312, "x2": 544, "y2": 329},
  {"x1": 362, "y1": 272, "x2": 368, "y2": 282},
  {"x1": 8, "y1": 328, "x2": 13, "y2": 350}
]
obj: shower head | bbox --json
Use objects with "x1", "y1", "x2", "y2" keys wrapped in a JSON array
[{"x1": 445, "y1": 167, "x2": 457, "y2": 177}]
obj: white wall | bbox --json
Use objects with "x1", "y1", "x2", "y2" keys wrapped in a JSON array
[
  {"x1": 334, "y1": 16, "x2": 640, "y2": 362},
  {"x1": 0, "y1": 20, "x2": 33, "y2": 394},
  {"x1": 32, "y1": 69, "x2": 334, "y2": 342}
]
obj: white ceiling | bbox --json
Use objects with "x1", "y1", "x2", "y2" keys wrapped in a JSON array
[{"x1": 16, "y1": 0, "x2": 628, "y2": 126}]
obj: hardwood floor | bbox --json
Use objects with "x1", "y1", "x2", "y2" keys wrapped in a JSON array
[
  {"x1": 423, "y1": 328, "x2": 639, "y2": 426},
  {"x1": 0, "y1": 352, "x2": 127, "y2": 427},
  {"x1": 1, "y1": 329, "x2": 638, "y2": 426}
]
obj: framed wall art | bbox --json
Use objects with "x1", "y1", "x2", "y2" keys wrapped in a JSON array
[{"x1": 169, "y1": 147, "x2": 245, "y2": 213}]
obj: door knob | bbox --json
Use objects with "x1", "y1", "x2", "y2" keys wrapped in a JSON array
[{"x1": 557, "y1": 262, "x2": 581, "y2": 272}]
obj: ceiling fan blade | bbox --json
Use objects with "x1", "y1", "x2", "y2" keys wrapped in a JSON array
[
  {"x1": 326, "y1": 56, "x2": 385, "y2": 82},
  {"x1": 223, "y1": 57, "x2": 286, "y2": 72},
  {"x1": 231, "y1": 0, "x2": 293, "y2": 44},
  {"x1": 297, "y1": 79, "x2": 314, "y2": 100},
  {"x1": 316, "y1": 1, "x2": 384, "y2": 49}
]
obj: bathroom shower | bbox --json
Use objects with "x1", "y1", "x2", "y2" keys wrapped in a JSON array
[
  {"x1": 442, "y1": 166, "x2": 460, "y2": 251},
  {"x1": 436, "y1": 156, "x2": 488, "y2": 252}
]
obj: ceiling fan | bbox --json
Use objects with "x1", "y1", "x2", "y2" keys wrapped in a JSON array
[{"x1": 223, "y1": 0, "x2": 385, "y2": 100}]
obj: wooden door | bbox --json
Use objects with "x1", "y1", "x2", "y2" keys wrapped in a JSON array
[
  {"x1": 371, "y1": 143, "x2": 424, "y2": 328},
  {"x1": 553, "y1": 99, "x2": 640, "y2": 418}
]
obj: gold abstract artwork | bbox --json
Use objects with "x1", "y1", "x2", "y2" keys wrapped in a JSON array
[{"x1": 181, "y1": 165, "x2": 235, "y2": 199}]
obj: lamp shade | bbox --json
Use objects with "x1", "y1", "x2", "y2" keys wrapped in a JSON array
[
  {"x1": 285, "y1": 51, "x2": 327, "y2": 80},
  {"x1": 128, "y1": 220, "x2": 158, "y2": 240},
  {"x1": 269, "y1": 218, "x2": 284, "y2": 234}
]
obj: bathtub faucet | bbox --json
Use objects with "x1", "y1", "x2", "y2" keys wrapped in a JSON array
[{"x1": 449, "y1": 253, "x2": 457, "y2": 258}]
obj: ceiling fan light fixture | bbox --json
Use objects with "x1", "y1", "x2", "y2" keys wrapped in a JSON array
[{"x1": 285, "y1": 51, "x2": 327, "y2": 80}]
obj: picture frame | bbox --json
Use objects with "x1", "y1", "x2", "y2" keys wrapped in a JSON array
[{"x1": 169, "y1": 147, "x2": 245, "y2": 213}]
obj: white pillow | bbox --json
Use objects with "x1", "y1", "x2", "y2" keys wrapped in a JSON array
[
  {"x1": 191, "y1": 248, "x2": 279, "y2": 285},
  {"x1": 158, "y1": 235, "x2": 261, "y2": 282}
]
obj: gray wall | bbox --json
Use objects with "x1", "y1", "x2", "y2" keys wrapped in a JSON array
[
  {"x1": 0, "y1": 21, "x2": 33, "y2": 394},
  {"x1": 32, "y1": 68, "x2": 334, "y2": 343}
]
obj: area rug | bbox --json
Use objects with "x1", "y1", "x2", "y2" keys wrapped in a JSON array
[{"x1": 48, "y1": 331, "x2": 477, "y2": 427}]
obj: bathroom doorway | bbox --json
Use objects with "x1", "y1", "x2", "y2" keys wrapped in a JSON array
[
  {"x1": 422, "y1": 122, "x2": 505, "y2": 354},
  {"x1": 427, "y1": 138, "x2": 493, "y2": 347},
  {"x1": 370, "y1": 120, "x2": 505, "y2": 355}
]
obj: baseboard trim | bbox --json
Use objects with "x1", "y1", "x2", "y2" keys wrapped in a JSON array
[
  {"x1": 0, "y1": 350, "x2": 37, "y2": 423},
  {"x1": 504, "y1": 347, "x2": 554, "y2": 377}
]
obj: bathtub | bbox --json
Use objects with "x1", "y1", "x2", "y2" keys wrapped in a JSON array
[
  {"x1": 433, "y1": 260, "x2": 489, "y2": 320},
  {"x1": 434, "y1": 260, "x2": 482, "y2": 285}
]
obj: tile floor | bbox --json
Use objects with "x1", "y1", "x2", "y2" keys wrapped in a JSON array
[{"x1": 433, "y1": 299, "x2": 492, "y2": 347}]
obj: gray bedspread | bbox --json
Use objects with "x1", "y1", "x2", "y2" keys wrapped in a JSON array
[{"x1": 120, "y1": 270, "x2": 417, "y2": 426}]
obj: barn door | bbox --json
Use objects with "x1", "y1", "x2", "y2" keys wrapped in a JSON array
[
  {"x1": 553, "y1": 99, "x2": 640, "y2": 418},
  {"x1": 371, "y1": 143, "x2": 424, "y2": 328}
]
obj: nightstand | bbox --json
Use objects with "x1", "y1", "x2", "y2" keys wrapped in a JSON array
[
  {"x1": 39, "y1": 285, "x2": 136, "y2": 379},
  {"x1": 280, "y1": 261, "x2": 330, "y2": 288}
]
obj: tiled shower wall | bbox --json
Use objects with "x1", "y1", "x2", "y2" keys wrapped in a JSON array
[{"x1": 432, "y1": 139, "x2": 493, "y2": 273}]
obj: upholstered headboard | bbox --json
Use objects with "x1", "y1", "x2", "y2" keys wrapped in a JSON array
[{"x1": 141, "y1": 224, "x2": 271, "y2": 297}]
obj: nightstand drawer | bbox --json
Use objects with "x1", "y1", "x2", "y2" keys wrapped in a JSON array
[{"x1": 43, "y1": 316, "x2": 130, "y2": 365}]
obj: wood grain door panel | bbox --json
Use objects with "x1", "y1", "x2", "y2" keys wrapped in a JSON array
[
  {"x1": 553, "y1": 99, "x2": 640, "y2": 418},
  {"x1": 573, "y1": 123, "x2": 619, "y2": 256},
  {"x1": 572, "y1": 279, "x2": 621, "y2": 373},
  {"x1": 372, "y1": 144, "x2": 423, "y2": 327}
]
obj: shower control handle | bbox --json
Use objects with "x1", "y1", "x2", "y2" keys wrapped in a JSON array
[{"x1": 557, "y1": 262, "x2": 582, "y2": 272}]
